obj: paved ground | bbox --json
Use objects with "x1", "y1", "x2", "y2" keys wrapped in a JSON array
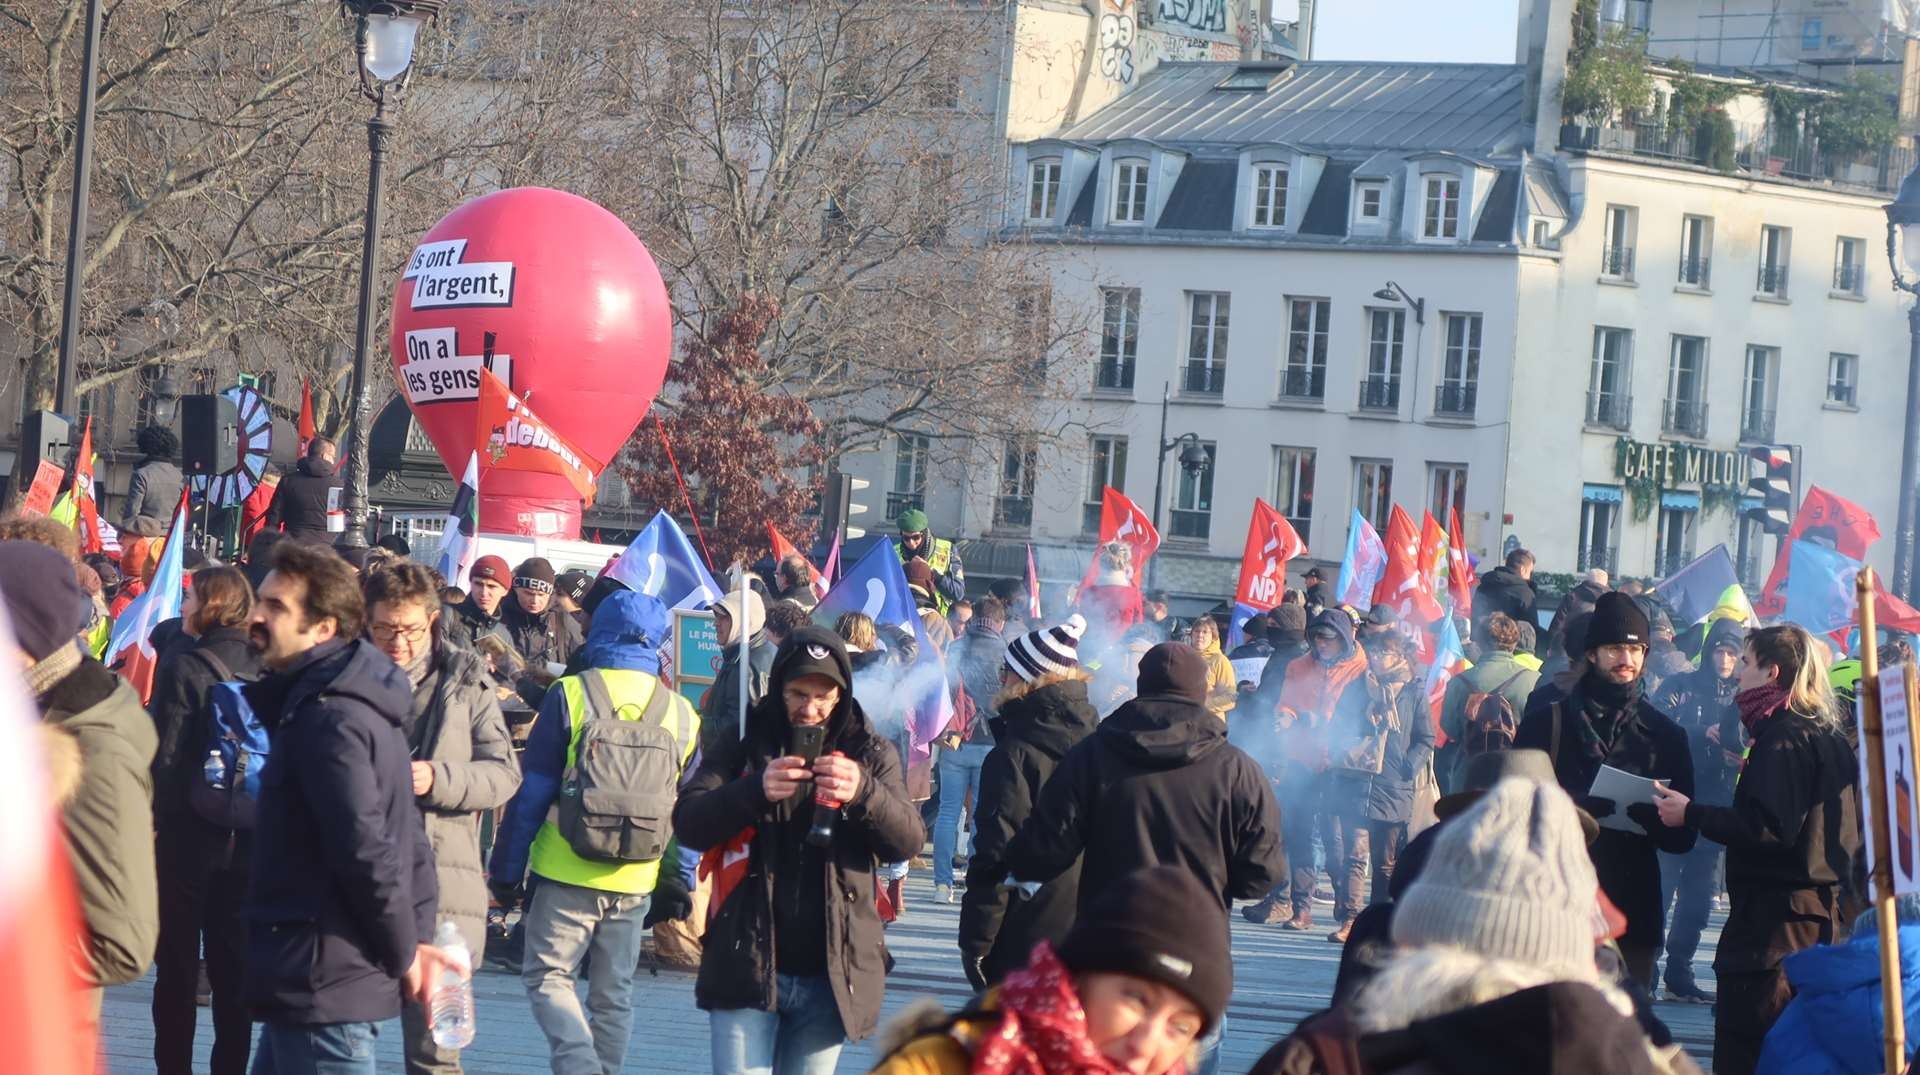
[{"x1": 102, "y1": 874, "x2": 1721, "y2": 1073}]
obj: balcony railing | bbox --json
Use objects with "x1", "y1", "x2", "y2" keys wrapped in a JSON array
[
  {"x1": 1601, "y1": 244, "x2": 1635, "y2": 278},
  {"x1": 1663, "y1": 398, "x2": 1709, "y2": 438},
  {"x1": 1678, "y1": 255, "x2": 1711, "y2": 288},
  {"x1": 1278, "y1": 366, "x2": 1325, "y2": 401},
  {"x1": 1182, "y1": 362, "x2": 1226, "y2": 395},
  {"x1": 1834, "y1": 263, "x2": 1864, "y2": 294},
  {"x1": 1357, "y1": 377, "x2": 1400, "y2": 412},
  {"x1": 1433, "y1": 382, "x2": 1477, "y2": 417},
  {"x1": 993, "y1": 495, "x2": 1033, "y2": 530},
  {"x1": 1828, "y1": 383, "x2": 1858, "y2": 408},
  {"x1": 1586, "y1": 390, "x2": 1632, "y2": 430},
  {"x1": 1577, "y1": 547, "x2": 1617, "y2": 574},
  {"x1": 1739, "y1": 408, "x2": 1776, "y2": 443},
  {"x1": 1757, "y1": 263, "x2": 1789, "y2": 296},
  {"x1": 886, "y1": 491, "x2": 925, "y2": 519},
  {"x1": 1095, "y1": 358, "x2": 1135, "y2": 391},
  {"x1": 1561, "y1": 121, "x2": 1919, "y2": 196}
]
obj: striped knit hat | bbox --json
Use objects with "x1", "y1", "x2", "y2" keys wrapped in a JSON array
[{"x1": 1005, "y1": 614, "x2": 1087, "y2": 682}]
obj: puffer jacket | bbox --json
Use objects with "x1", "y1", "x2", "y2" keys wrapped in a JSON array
[
  {"x1": 263, "y1": 455, "x2": 343, "y2": 544},
  {"x1": 38, "y1": 654, "x2": 159, "y2": 987},
  {"x1": 960, "y1": 670, "x2": 1098, "y2": 985},
  {"x1": 120, "y1": 457, "x2": 184, "y2": 538},
  {"x1": 1757, "y1": 924, "x2": 1920, "y2": 1075},
  {"x1": 672, "y1": 627, "x2": 926, "y2": 1042},
  {"x1": 1273, "y1": 609, "x2": 1370, "y2": 770},
  {"x1": 406, "y1": 646, "x2": 521, "y2": 957}
]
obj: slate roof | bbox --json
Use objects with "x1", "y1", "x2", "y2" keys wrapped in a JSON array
[{"x1": 1157, "y1": 160, "x2": 1238, "y2": 230}]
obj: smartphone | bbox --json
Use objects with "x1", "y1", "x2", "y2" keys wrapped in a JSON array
[{"x1": 791, "y1": 725, "x2": 827, "y2": 765}]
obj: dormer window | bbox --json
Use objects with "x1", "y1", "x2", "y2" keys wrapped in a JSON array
[
  {"x1": 1111, "y1": 158, "x2": 1149, "y2": 224},
  {"x1": 1251, "y1": 164, "x2": 1288, "y2": 229},
  {"x1": 1422, "y1": 174, "x2": 1460, "y2": 240},
  {"x1": 1355, "y1": 181, "x2": 1384, "y2": 222},
  {"x1": 1027, "y1": 158, "x2": 1062, "y2": 222}
]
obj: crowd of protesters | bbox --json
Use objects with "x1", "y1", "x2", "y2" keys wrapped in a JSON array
[{"x1": 7, "y1": 468, "x2": 1917, "y2": 1075}]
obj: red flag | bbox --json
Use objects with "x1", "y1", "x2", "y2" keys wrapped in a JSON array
[
  {"x1": 1025, "y1": 544, "x2": 1043, "y2": 619},
  {"x1": 768, "y1": 523, "x2": 828, "y2": 600},
  {"x1": 1080, "y1": 486, "x2": 1159, "y2": 590},
  {"x1": 297, "y1": 378, "x2": 317, "y2": 458},
  {"x1": 1418, "y1": 511, "x2": 1448, "y2": 608},
  {"x1": 1373, "y1": 505, "x2": 1442, "y2": 624},
  {"x1": 1446, "y1": 508, "x2": 1475, "y2": 617},
  {"x1": 1875, "y1": 584, "x2": 1920, "y2": 634},
  {"x1": 1753, "y1": 487, "x2": 1881, "y2": 618},
  {"x1": 69, "y1": 418, "x2": 102, "y2": 555},
  {"x1": 475, "y1": 369, "x2": 602, "y2": 505},
  {"x1": 1235, "y1": 499, "x2": 1306, "y2": 612}
]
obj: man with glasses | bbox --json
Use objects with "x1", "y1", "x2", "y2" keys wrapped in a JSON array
[{"x1": 365, "y1": 564, "x2": 522, "y2": 1075}]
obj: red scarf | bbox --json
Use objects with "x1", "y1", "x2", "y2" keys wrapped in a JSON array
[
  {"x1": 973, "y1": 944, "x2": 1138, "y2": 1075},
  {"x1": 1736, "y1": 683, "x2": 1791, "y2": 736}
]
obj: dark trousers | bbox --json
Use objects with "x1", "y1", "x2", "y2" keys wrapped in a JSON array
[
  {"x1": 1320, "y1": 776, "x2": 1371, "y2": 923},
  {"x1": 1367, "y1": 820, "x2": 1407, "y2": 907},
  {"x1": 1278, "y1": 769, "x2": 1322, "y2": 915},
  {"x1": 1659, "y1": 842, "x2": 1722, "y2": 983},
  {"x1": 1714, "y1": 968, "x2": 1793, "y2": 1075},
  {"x1": 153, "y1": 817, "x2": 251, "y2": 1075}
]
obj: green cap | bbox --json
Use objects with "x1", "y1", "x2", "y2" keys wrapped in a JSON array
[{"x1": 895, "y1": 507, "x2": 930, "y2": 533}]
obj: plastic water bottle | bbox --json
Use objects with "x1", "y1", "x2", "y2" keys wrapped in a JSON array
[
  {"x1": 428, "y1": 920, "x2": 474, "y2": 1050},
  {"x1": 202, "y1": 749, "x2": 226, "y2": 790}
]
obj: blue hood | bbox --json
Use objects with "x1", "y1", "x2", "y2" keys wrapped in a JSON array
[
  {"x1": 1307, "y1": 607, "x2": 1357, "y2": 664},
  {"x1": 1758, "y1": 925, "x2": 1920, "y2": 1075},
  {"x1": 580, "y1": 589, "x2": 668, "y2": 673}
]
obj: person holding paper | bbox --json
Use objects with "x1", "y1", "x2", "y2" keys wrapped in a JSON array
[
  {"x1": 1649, "y1": 623, "x2": 1860, "y2": 1075},
  {"x1": 1514, "y1": 591, "x2": 1696, "y2": 991}
]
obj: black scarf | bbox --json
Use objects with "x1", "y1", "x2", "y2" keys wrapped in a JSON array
[{"x1": 1573, "y1": 672, "x2": 1642, "y2": 763}]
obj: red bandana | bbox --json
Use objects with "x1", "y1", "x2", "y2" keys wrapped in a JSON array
[{"x1": 972, "y1": 944, "x2": 1152, "y2": 1075}]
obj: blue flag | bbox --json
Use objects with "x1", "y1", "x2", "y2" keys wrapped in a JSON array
[
  {"x1": 1336, "y1": 510, "x2": 1386, "y2": 612},
  {"x1": 1784, "y1": 540, "x2": 1864, "y2": 634},
  {"x1": 605, "y1": 510, "x2": 722, "y2": 611},
  {"x1": 1653, "y1": 544, "x2": 1746, "y2": 627},
  {"x1": 815, "y1": 540, "x2": 952, "y2": 761}
]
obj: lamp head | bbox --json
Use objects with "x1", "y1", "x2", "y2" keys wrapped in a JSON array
[
  {"x1": 1372, "y1": 287, "x2": 1396, "y2": 301},
  {"x1": 1888, "y1": 159, "x2": 1920, "y2": 284},
  {"x1": 1176, "y1": 438, "x2": 1210, "y2": 476},
  {"x1": 151, "y1": 371, "x2": 180, "y2": 428},
  {"x1": 341, "y1": 0, "x2": 441, "y2": 86}
]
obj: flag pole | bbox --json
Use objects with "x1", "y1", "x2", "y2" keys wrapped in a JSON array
[
  {"x1": 735, "y1": 561, "x2": 749, "y2": 741},
  {"x1": 1857, "y1": 566, "x2": 1905, "y2": 1075}
]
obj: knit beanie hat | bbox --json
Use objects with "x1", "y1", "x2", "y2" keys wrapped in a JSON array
[
  {"x1": 557, "y1": 570, "x2": 594, "y2": 604},
  {"x1": 513, "y1": 557, "x2": 557, "y2": 594},
  {"x1": 0, "y1": 541, "x2": 90, "y2": 661},
  {"x1": 471, "y1": 555, "x2": 510, "y2": 587},
  {"x1": 1057, "y1": 866, "x2": 1232, "y2": 1031},
  {"x1": 1584, "y1": 591, "x2": 1650, "y2": 651},
  {"x1": 1137, "y1": 642, "x2": 1208, "y2": 704},
  {"x1": 1006, "y1": 614, "x2": 1086, "y2": 682},
  {"x1": 1270, "y1": 604, "x2": 1308, "y2": 643},
  {"x1": 1391, "y1": 777, "x2": 1599, "y2": 974},
  {"x1": 895, "y1": 507, "x2": 931, "y2": 534}
]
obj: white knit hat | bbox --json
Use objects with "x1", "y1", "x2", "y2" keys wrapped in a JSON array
[
  {"x1": 1390, "y1": 777, "x2": 1599, "y2": 974},
  {"x1": 1006, "y1": 614, "x2": 1087, "y2": 682}
]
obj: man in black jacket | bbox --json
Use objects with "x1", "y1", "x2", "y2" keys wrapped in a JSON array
[
  {"x1": 500, "y1": 557, "x2": 583, "y2": 674},
  {"x1": 672, "y1": 627, "x2": 924, "y2": 1075},
  {"x1": 959, "y1": 617, "x2": 1096, "y2": 989},
  {"x1": 1475, "y1": 547, "x2": 1541, "y2": 637},
  {"x1": 262, "y1": 437, "x2": 344, "y2": 545},
  {"x1": 444, "y1": 555, "x2": 512, "y2": 652},
  {"x1": 1513, "y1": 590, "x2": 1696, "y2": 989},
  {"x1": 241, "y1": 541, "x2": 444, "y2": 1071}
]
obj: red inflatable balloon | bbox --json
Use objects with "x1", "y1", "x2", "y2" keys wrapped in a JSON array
[{"x1": 389, "y1": 187, "x2": 669, "y2": 538}]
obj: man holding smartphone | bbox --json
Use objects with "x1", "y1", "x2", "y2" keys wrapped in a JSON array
[{"x1": 673, "y1": 626, "x2": 926, "y2": 1075}]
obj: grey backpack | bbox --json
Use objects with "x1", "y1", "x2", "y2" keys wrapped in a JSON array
[{"x1": 554, "y1": 670, "x2": 684, "y2": 863}]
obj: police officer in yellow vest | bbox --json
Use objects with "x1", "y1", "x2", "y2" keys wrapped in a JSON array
[
  {"x1": 489, "y1": 589, "x2": 700, "y2": 1075},
  {"x1": 894, "y1": 507, "x2": 964, "y2": 614}
]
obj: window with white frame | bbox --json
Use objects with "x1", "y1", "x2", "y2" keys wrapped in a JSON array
[
  {"x1": 1097, "y1": 287, "x2": 1139, "y2": 390},
  {"x1": 1354, "y1": 180, "x2": 1385, "y2": 223},
  {"x1": 1835, "y1": 236, "x2": 1866, "y2": 295},
  {"x1": 1282, "y1": 297, "x2": 1329, "y2": 399},
  {"x1": 1437, "y1": 313, "x2": 1481, "y2": 416},
  {"x1": 1665, "y1": 334, "x2": 1708, "y2": 437},
  {"x1": 1579, "y1": 485, "x2": 1621, "y2": 573},
  {"x1": 1027, "y1": 158, "x2": 1062, "y2": 221},
  {"x1": 1758, "y1": 225, "x2": 1790, "y2": 296},
  {"x1": 1532, "y1": 219, "x2": 1552, "y2": 246},
  {"x1": 1171, "y1": 442, "x2": 1217, "y2": 540},
  {"x1": 1353, "y1": 458, "x2": 1393, "y2": 533},
  {"x1": 1273, "y1": 446, "x2": 1315, "y2": 543},
  {"x1": 1429, "y1": 464, "x2": 1468, "y2": 524},
  {"x1": 1085, "y1": 436, "x2": 1128, "y2": 532},
  {"x1": 1361, "y1": 308, "x2": 1404, "y2": 410},
  {"x1": 1656, "y1": 498, "x2": 1699, "y2": 576},
  {"x1": 995, "y1": 436, "x2": 1038, "y2": 529},
  {"x1": 1421, "y1": 175, "x2": 1460, "y2": 239},
  {"x1": 890, "y1": 433, "x2": 929, "y2": 518},
  {"x1": 1588, "y1": 326, "x2": 1632, "y2": 428},
  {"x1": 1678, "y1": 215, "x2": 1712, "y2": 287},
  {"x1": 1601, "y1": 205, "x2": 1635, "y2": 279},
  {"x1": 1741, "y1": 345, "x2": 1777, "y2": 442},
  {"x1": 1111, "y1": 158, "x2": 1149, "y2": 224},
  {"x1": 1251, "y1": 164, "x2": 1288, "y2": 228},
  {"x1": 1828, "y1": 352, "x2": 1859, "y2": 408},
  {"x1": 1183, "y1": 291, "x2": 1229, "y2": 394}
]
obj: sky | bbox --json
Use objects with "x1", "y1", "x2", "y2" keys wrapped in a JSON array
[{"x1": 1279, "y1": 0, "x2": 1522, "y2": 64}]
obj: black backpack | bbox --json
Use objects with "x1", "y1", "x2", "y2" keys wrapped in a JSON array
[{"x1": 554, "y1": 670, "x2": 685, "y2": 863}]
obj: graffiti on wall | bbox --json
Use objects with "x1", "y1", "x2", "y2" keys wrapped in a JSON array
[
  {"x1": 1155, "y1": 0, "x2": 1227, "y2": 34},
  {"x1": 1098, "y1": 9, "x2": 1137, "y2": 84}
]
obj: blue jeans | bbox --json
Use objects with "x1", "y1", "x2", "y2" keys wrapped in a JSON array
[
  {"x1": 250, "y1": 1022, "x2": 380, "y2": 1075},
  {"x1": 934, "y1": 742, "x2": 991, "y2": 886},
  {"x1": 708, "y1": 974, "x2": 846, "y2": 1075}
]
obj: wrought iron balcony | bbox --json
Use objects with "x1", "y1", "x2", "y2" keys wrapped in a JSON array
[
  {"x1": 1601, "y1": 244, "x2": 1635, "y2": 278},
  {"x1": 1433, "y1": 383, "x2": 1477, "y2": 417},
  {"x1": 1182, "y1": 362, "x2": 1225, "y2": 396},
  {"x1": 1278, "y1": 366, "x2": 1325, "y2": 401},
  {"x1": 1678, "y1": 255, "x2": 1711, "y2": 288},
  {"x1": 1585, "y1": 390, "x2": 1632, "y2": 430},
  {"x1": 1663, "y1": 398, "x2": 1709, "y2": 438},
  {"x1": 1357, "y1": 377, "x2": 1400, "y2": 412}
]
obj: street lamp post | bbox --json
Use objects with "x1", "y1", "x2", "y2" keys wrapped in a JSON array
[
  {"x1": 335, "y1": 0, "x2": 439, "y2": 551},
  {"x1": 1147, "y1": 381, "x2": 1213, "y2": 588},
  {"x1": 51, "y1": 0, "x2": 106, "y2": 418},
  {"x1": 1883, "y1": 163, "x2": 1920, "y2": 601}
]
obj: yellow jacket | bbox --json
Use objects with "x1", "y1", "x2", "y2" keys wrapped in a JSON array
[
  {"x1": 867, "y1": 997, "x2": 999, "y2": 1075},
  {"x1": 1195, "y1": 641, "x2": 1237, "y2": 721}
]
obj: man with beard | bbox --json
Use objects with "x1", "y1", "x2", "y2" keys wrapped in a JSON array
[
  {"x1": 1514, "y1": 591, "x2": 1696, "y2": 988},
  {"x1": 1650, "y1": 618, "x2": 1746, "y2": 1003}
]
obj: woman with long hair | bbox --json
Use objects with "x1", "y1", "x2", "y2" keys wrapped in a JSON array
[{"x1": 1653, "y1": 623, "x2": 1861, "y2": 1075}]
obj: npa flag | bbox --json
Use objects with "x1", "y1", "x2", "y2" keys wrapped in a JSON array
[
  {"x1": 1024, "y1": 545, "x2": 1043, "y2": 620},
  {"x1": 1336, "y1": 511, "x2": 1387, "y2": 612},
  {"x1": 475, "y1": 369, "x2": 601, "y2": 506},
  {"x1": 106, "y1": 493, "x2": 188, "y2": 703},
  {"x1": 68, "y1": 418, "x2": 102, "y2": 555},
  {"x1": 768, "y1": 524, "x2": 828, "y2": 600},
  {"x1": 297, "y1": 378, "x2": 317, "y2": 458},
  {"x1": 1418, "y1": 511, "x2": 1450, "y2": 609},
  {"x1": 1783, "y1": 541, "x2": 1865, "y2": 634},
  {"x1": 1373, "y1": 505, "x2": 1443, "y2": 624},
  {"x1": 815, "y1": 540, "x2": 952, "y2": 761},
  {"x1": 0, "y1": 601, "x2": 96, "y2": 1073},
  {"x1": 606, "y1": 510, "x2": 723, "y2": 611},
  {"x1": 1228, "y1": 500, "x2": 1306, "y2": 646},
  {"x1": 434, "y1": 452, "x2": 481, "y2": 585},
  {"x1": 1754, "y1": 487, "x2": 1881, "y2": 618},
  {"x1": 1446, "y1": 508, "x2": 1476, "y2": 617},
  {"x1": 1080, "y1": 486, "x2": 1160, "y2": 589}
]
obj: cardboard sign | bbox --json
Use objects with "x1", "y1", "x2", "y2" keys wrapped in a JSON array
[
  {"x1": 20, "y1": 460, "x2": 64, "y2": 516},
  {"x1": 1883, "y1": 664, "x2": 1920, "y2": 895},
  {"x1": 673, "y1": 609, "x2": 723, "y2": 685}
]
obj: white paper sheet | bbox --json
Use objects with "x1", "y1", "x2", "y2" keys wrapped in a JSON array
[{"x1": 1590, "y1": 764, "x2": 1661, "y2": 832}]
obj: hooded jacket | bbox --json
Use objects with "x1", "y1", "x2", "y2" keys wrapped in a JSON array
[
  {"x1": 701, "y1": 627, "x2": 776, "y2": 759},
  {"x1": 263, "y1": 455, "x2": 343, "y2": 544},
  {"x1": 1650, "y1": 618, "x2": 1746, "y2": 799},
  {"x1": 242, "y1": 638, "x2": 436, "y2": 1024},
  {"x1": 1273, "y1": 609, "x2": 1371, "y2": 772},
  {"x1": 1757, "y1": 923, "x2": 1920, "y2": 1075},
  {"x1": 1001, "y1": 681, "x2": 1284, "y2": 918},
  {"x1": 672, "y1": 626, "x2": 926, "y2": 1041},
  {"x1": 1474, "y1": 565, "x2": 1540, "y2": 635},
  {"x1": 959, "y1": 671, "x2": 1098, "y2": 984}
]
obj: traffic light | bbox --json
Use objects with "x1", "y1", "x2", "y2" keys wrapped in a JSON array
[
  {"x1": 819, "y1": 469, "x2": 872, "y2": 542},
  {"x1": 1744, "y1": 444, "x2": 1799, "y2": 535}
]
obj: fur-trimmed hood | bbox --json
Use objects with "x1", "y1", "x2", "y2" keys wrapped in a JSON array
[{"x1": 989, "y1": 668, "x2": 1096, "y2": 761}]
